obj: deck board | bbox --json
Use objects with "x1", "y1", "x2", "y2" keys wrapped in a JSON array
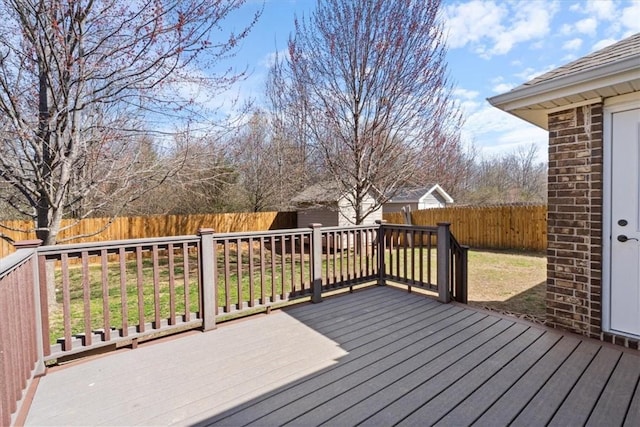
[
  {"x1": 24, "y1": 285, "x2": 640, "y2": 427},
  {"x1": 549, "y1": 346, "x2": 622, "y2": 426},
  {"x1": 510, "y1": 339, "x2": 601, "y2": 426},
  {"x1": 587, "y1": 352, "x2": 640, "y2": 426},
  {"x1": 472, "y1": 334, "x2": 582, "y2": 426},
  {"x1": 239, "y1": 314, "x2": 501, "y2": 426},
  {"x1": 292, "y1": 316, "x2": 510, "y2": 426},
  {"x1": 433, "y1": 330, "x2": 562, "y2": 426}
]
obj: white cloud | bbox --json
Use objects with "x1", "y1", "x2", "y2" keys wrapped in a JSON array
[
  {"x1": 460, "y1": 104, "x2": 548, "y2": 162},
  {"x1": 259, "y1": 49, "x2": 288, "y2": 69},
  {"x1": 492, "y1": 83, "x2": 516, "y2": 93},
  {"x1": 444, "y1": 1, "x2": 507, "y2": 49},
  {"x1": 444, "y1": 0, "x2": 557, "y2": 58},
  {"x1": 559, "y1": 23, "x2": 573, "y2": 36},
  {"x1": 453, "y1": 88, "x2": 480, "y2": 100},
  {"x1": 515, "y1": 64, "x2": 556, "y2": 81},
  {"x1": 575, "y1": 18, "x2": 598, "y2": 35},
  {"x1": 621, "y1": 2, "x2": 640, "y2": 32},
  {"x1": 562, "y1": 38, "x2": 583, "y2": 50},
  {"x1": 585, "y1": 0, "x2": 618, "y2": 20}
]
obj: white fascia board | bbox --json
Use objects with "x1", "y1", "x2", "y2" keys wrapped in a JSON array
[
  {"x1": 426, "y1": 184, "x2": 454, "y2": 204},
  {"x1": 488, "y1": 56, "x2": 640, "y2": 112}
]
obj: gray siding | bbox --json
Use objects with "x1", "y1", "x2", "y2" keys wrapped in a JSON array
[
  {"x1": 419, "y1": 194, "x2": 447, "y2": 209},
  {"x1": 297, "y1": 208, "x2": 339, "y2": 228},
  {"x1": 296, "y1": 194, "x2": 381, "y2": 227}
]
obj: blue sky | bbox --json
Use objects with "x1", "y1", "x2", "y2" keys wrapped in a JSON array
[{"x1": 220, "y1": 0, "x2": 640, "y2": 162}]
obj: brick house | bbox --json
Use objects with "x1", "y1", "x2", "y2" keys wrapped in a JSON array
[{"x1": 489, "y1": 33, "x2": 640, "y2": 349}]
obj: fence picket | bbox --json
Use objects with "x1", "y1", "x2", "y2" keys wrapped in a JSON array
[
  {"x1": 390, "y1": 204, "x2": 546, "y2": 251},
  {"x1": 1, "y1": 211, "x2": 297, "y2": 257}
]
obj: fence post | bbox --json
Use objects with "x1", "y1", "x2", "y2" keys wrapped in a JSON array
[
  {"x1": 198, "y1": 228, "x2": 216, "y2": 331},
  {"x1": 13, "y1": 240, "x2": 45, "y2": 377},
  {"x1": 375, "y1": 220, "x2": 387, "y2": 286},
  {"x1": 437, "y1": 222, "x2": 451, "y2": 303},
  {"x1": 310, "y1": 223, "x2": 323, "y2": 303}
]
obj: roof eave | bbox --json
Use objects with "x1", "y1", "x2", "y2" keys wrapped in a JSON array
[
  {"x1": 426, "y1": 184, "x2": 454, "y2": 203},
  {"x1": 487, "y1": 55, "x2": 640, "y2": 130}
]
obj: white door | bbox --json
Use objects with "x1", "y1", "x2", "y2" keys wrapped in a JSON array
[{"x1": 610, "y1": 107, "x2": 640, "y2": 337}]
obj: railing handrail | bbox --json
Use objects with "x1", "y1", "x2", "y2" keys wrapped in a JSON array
[
  {"x1": 34, "y1": 225, "x2": 382, "y2": 257},
  {"x1": 380, "y1": 223, "x2": 439, "y2": 232},
  {"x1": 37, "y1": 235, "x2": 201, "y2": 256},
  {"x1": 0, "y1": 246, "x2": 36, "y2": 280},
  {"x1": 211, "y1": 228, "x2": 312, "y2": 240},
  {"x1": 321, "y1": 224, "x2": 380, "y2": 232}
]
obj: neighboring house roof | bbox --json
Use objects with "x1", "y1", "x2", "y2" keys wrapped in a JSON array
[
  {"x1": 291, "y1": 182, "x2": 343, "y2": 205},
  {"x1": 385, "y1": 184, "x2": 454, "y2": 204},
  {"x1": 292, "y1": 182, "x2": 382, "y2": 209},
  {"x1": 488, "y1": 32, "x2": 640, "y2": 130}
]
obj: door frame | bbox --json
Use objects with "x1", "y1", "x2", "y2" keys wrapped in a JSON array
[{"x1": 602, "y1": 94, "x2": 640, "y2": 336}]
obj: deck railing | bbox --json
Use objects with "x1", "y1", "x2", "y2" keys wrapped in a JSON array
[
  {"x1": 36, "y1": 236, "x2": 204, "y2": 360},
  {"x1": 0, "y1": 222, "x2": 466, "y2": 424},
  {"x1": 0, "y1": 241, "x2": 45, "y2": 427},
  {"x1": 377, "y1": 222, "x2": 468, "y2": 303}
]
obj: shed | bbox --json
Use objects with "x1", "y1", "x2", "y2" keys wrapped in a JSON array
[
  {"x1": 489, "y1": 32, "x2": 640, "y2": 349},
  {"x1": 382, "y1": 184, "x2": 454, "y2": 214},
  {"x1": 291, "y1": 182, "x2": 382, "y2": 228}
]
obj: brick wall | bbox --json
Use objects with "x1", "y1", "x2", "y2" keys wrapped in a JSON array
[
  {"x1": 547, "y1": 104, "x2": 639, "y2": 350},
  {"x1": 547, "y1": 104, "x2": 604, "y2": 339}
]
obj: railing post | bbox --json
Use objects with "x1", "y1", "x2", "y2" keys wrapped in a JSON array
[
  {"x1": 198, "y1": 228, "x2": 216, "y2": 331},
  {"x1": 13, "y1": 240, "x2": 45, "y2": 377},
  {"x1": 309, "y1": 223, "x2": 323, "y2": 303},
  {"x1": 459, "y1": 246, "x2": 469, "y2": 304},
  {"x1": 375, "y1": 220, "x2": 387, "y2": 286},
  {"x1": 437, "y1": 222, "x2": 451, "y2": 303}
]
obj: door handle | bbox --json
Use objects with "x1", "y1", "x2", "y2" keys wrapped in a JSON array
[{"x1": 617, "y1": 235, "x2": 639, "y2": 242}]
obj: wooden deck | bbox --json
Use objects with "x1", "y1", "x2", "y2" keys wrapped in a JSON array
[{"x1": 25, "y1": 286, "x2": 640, "y2": 426}]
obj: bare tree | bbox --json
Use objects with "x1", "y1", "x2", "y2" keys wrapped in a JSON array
[
  {"x1": 264, "y1": 52, "x2": 317, "y2": 208},
  {"x1": 232, "y1": 111, "x2": 277, "y2": 212},
  {"x1": 0, "y1": 0, "x2": 260, "y2": 244},
  {"x1": 464, "y1": 144, "x2": 546, "y2": 204},
  {"x1": 510, "y1": 144, "x2": 547, "y2": 201},
  {"x1": 118, "y1": 131, "x2": 242, "y2": 216},
  {"x1": 279, "y1": 0, "x2": 462, "y2": 224},
  {"x1": 415, "y1": 132, "x2": 476, "y2": 200}
]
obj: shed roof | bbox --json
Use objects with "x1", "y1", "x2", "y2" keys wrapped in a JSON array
[
  {"x1": 291, "y1": 182, "x2": 343, "y2": 205},
  {"x1": 385, "y1": 184, "x2": 453, "y2": 204},
  {"x1": 488, "y1": 32, "x2": 640, "y2": 129}
]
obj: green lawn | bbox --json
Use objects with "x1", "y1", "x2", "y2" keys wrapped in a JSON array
[
  {"x1": 48, "y1": 247, "x2": 546, "y2": 343},
  {"x1": 467, "y1": 250, "x2": 547, "y2": 319},
  {"x1": 49, "y1": 247, "x2": 372, "y2": 342}
]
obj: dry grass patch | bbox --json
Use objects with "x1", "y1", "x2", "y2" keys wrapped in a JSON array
[{"x1": 467, "y1": 250, "x2": 547, "y2": 320}]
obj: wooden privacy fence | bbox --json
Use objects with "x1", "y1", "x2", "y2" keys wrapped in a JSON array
[
  {"x1": 0, "y1": 211, "x2": 297, "y2": 258},
  {"x1": 2, "y1": 205, "x2": 547, "y2": 256},
  {"x1": 384, "y1": 205, "x2": 547, "y2": 251}
]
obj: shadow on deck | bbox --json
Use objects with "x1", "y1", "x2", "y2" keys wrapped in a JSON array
[{"x1": 25, "y1": 286, "x2": 640, "y2": 426}]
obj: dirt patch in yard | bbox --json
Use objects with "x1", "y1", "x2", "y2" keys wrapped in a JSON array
[{"x1": 466, "y1": 250, "x2": 547, "y2": 323}]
